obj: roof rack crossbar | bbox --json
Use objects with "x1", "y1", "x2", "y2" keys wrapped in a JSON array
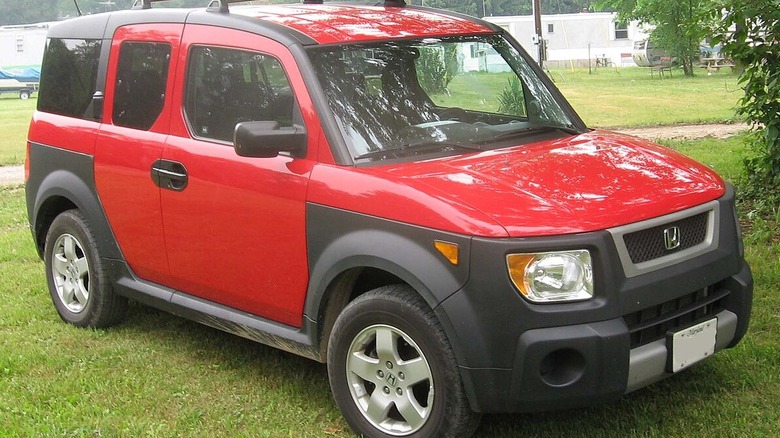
[
  {"x1": 207, "y1": 0, "x2": 252, "y2": 13},
  {"x1": 131, "y1": 0, "x2": 153, "y2": 9}
]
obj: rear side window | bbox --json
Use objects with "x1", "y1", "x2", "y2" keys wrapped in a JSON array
[
  {"x1": 185, "y1": 46, "x2": 296, "y2": 142},
  {"x1": 113, "y1": 42, "x2": 172, "y2": 131},
  {"x1": 38, "y1": 38, "x2": 102, "y2": 119}
]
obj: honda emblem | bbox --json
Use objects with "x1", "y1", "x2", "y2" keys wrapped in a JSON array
[{"x1": 663, "y1": 226, "x2": 681, "y2": 250}]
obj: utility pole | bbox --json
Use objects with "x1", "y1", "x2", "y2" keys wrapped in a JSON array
[{"x1": 532, "y1": 0, "x2": 543, "y2": 67}]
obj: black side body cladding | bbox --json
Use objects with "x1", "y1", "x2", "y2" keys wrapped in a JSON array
[{"x1": 26, "y1": 143, "x2": 121, "y2": 260}]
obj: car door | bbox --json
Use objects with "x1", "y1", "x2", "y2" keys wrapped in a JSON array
[
  {"x1": 94, "y1": 24, "x2": 183, "y2": 283},
  {"x1": 159, "y1": 25, "x2": 317, "y2": 327}
]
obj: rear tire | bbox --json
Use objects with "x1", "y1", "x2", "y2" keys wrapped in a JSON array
[
  {"x1": 44, "y1": 210, "x2": 127, "y2": 328},
  {"x1": 19, "y1": 90, "x2": 30, "y2": 99},
  {"x1": 327, "y1": 285, "x2": 480, "y2": 438}
]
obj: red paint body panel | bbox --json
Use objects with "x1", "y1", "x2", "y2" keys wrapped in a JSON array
[
  {"x1": 310, "y1": 131, "x2": 725, "y2": 237},
  {"x1": 94, "y1": 23, "x2": 184, "y2": 283},
  {"x1": 308, "y1": 164, "x2": 509, "y2": 237},
  {"x1": 27, "y1": 112, "x2": 99, "y2": 156},
  {"x1": 232, "y1": 5, "x2": 494, "y2": 44},
  {"x1": 160, "y1": 137, "x2": 312, "y2": 326},
  {"x1": 152, "y1": 25, "x2": 322, "y2": 327}
]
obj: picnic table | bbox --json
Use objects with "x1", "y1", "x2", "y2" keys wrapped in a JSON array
[{"x1": 701, "y1": 57, "x2": 735, "y2": 72}]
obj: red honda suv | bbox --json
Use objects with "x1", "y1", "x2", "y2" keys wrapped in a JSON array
[{"x1": 25, "y1": 1, "x2": 752, "y2": 436}]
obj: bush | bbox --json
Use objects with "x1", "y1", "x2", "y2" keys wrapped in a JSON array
[
  {"x1": 416, "y1": 45, "x2": 460, "y2": 94},
  {"x1": 714, "y1": 1, "x2": 780, "y2": 211},
  {"x1": 497, "y1": 77, "x2": 525, "y2": 116}
]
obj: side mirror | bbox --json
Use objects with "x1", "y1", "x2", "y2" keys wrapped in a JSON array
[{"x1": 233, "y1": 121, "x2": 307, "y2": 158}]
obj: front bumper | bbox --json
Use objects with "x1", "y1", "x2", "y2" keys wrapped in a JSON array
[
  {"x1": 443, "y1": 263, "x2": 751, "y2": 413},
  {"x1": 436, "y1": 188, "x2": 752, "y2": 413}
]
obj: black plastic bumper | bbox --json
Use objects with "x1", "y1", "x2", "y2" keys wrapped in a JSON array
[
  {"x1": 442, "y1": 263, "x2": 751, "y2": 413},
  {"x1": 436, "y1": 189, "x2": 752, "y2": 413}
]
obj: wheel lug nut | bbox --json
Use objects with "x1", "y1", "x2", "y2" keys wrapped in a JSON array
[
  {"x1": 386, "y1": 361, "x2": 393, "y2": 369},
  {"x1": 396, "y1": 387, "x2": 403, "y2": 396},
  {"x1": 377, "y1": 370, "x2": 384, "y2": 378},
  {"x1": 398, "y1": 372, "x2": 405, "y2": 380},
  {"x1": 383, "y1": 386, "x2": 390, "y2": 394}
]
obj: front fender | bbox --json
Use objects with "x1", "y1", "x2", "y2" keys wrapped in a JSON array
[{"x1": 303, "y1": 203, "x2": 472, "y2": 318}]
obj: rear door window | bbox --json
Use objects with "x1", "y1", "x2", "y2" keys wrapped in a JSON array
[
  {"x1": 112, "y1": 42, "x2": 172, "y2": 130},
  {"x1": 38, "y1": 38, "x2": 102, "y2": 120}
]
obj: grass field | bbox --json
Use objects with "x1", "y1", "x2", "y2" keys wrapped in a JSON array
[
  {"x1": 553, "y1": 67, "x2": 742, "y2": 127},
  {"x1": 430, "y1": 66, "x2": 740, "y2": 129},
  {"x1": 2, "y1": 67, "x2": 778, "y2": 436},
  {"x1": 0, "y1": 95, "x2": 34, "y2": 166}
]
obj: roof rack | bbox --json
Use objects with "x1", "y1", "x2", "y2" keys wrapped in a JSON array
[
  {"x1": 130, "y1": 0, "x2": 152, "y2": 9},
  {"x1": 130, "y1": 0, "x2": 250, "y2": 13}
]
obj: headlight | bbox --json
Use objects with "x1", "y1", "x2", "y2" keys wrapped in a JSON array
[{"x1": 507, "y1": 250, "x2": 593, "y2": 303}]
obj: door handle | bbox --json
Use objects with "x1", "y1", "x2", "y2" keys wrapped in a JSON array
[{"x1": 151, "y1": 159, "x2": 188, "y2": 191}]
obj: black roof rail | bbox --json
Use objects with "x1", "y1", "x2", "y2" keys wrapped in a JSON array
[
  {"x1": 302, "y1": 0, "x2": 324, "y2": 4},
  {"x1": 383, "y1": 0, "x2": 406, "y2": 6}
]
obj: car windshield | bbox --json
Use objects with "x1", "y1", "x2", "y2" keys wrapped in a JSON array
[{"x1": 307, "y1": 34, "x2": 581, "y2": 163}]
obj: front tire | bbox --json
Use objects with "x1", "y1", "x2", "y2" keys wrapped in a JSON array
[
  {"x1": 327, "y1": 285, "x2": 480, "y2": 438},
  {"x1": 44, "y1": 210, "x2": 127, "y2": 328},
  {"x1": 19, "y1": 90, "x2": 30, "y2": 99}
]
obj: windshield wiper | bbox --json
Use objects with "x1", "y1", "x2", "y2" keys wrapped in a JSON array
[
  {"x1": 482, "y1": 124, "x2": 582, "y2": 144},
  {"x1": 354, "y1": 140, "x2": 483, "y2": 161}
]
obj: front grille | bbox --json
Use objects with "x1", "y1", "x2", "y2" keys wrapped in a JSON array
[
  {"x1": 623, "y1": 212, "x2": 708, "y2": 264},
  {"x1": 623, "y1": 287, "x2": 728, "y2": 349}
]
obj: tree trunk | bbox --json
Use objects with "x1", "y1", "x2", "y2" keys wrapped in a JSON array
[{"x1": 683, "y1": 59, "x2": 694, "y2": 76}]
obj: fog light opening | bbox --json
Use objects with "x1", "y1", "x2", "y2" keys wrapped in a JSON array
[{"x1": 539, "y1": 348, "x2": 586, "y2": 387}]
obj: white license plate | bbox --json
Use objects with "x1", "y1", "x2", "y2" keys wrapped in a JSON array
[{"x1": 669, "y1": 318, "x2": 717, "y2": 373}]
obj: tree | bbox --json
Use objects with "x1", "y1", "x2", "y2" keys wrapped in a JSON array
[
  {"x1": 0, "y1": 0, "x2": 60, "y2": 25},
  {"x1": 594, "y1": 0, "x2": 710, "y2": 76},
  {"x1": 416, "y1": 44, "x2": 460, "y2": 94},
  {"x1": 712, "y1": 0, "x2": 780, "y2": 201}
]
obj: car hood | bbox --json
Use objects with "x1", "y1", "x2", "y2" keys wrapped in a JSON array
[{"x1": 377, "y1": 130, "x2": 725, "y2": 237}]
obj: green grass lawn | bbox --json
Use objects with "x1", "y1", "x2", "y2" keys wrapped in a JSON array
[
  {"x1": 0, "y1": 95, "x2": 35, "y2": 166},
  {"x1": 2, "y1": 134, "x2": 779, "y2": 435},
  {"x1": 552, "y1": 67, "x2": 742, "y2": 128}
]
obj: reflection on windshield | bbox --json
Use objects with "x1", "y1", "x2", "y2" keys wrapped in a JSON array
[{"x1": 308, "y1": 35, "x2": 580, "y2": 162}]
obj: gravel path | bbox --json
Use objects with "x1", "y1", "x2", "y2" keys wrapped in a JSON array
[
  {"x1": 0, "y1": 123, "x2": 749, "y2": 187},
  {"x1": 0, "y1": 165, "x2": 23, "y2": 186},
  {"x1": 616, "y1": 123, "x2": 749, "y2": 141}
]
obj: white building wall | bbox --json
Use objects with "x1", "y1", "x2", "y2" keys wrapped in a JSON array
[
  {"x1": 486, "y1": 13, "x2": 650, "y2": 68},
  {"x1": 0, "y1": 23, "x2": 50, "y2": 69}
]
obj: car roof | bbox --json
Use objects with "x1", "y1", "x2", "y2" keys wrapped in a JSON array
[
  {"x1": 47, "y1": 3, "x2": 499, "y2": 46},
  {"x1": 230, "y1": 4, "x2": 497, "y2": 45}
]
